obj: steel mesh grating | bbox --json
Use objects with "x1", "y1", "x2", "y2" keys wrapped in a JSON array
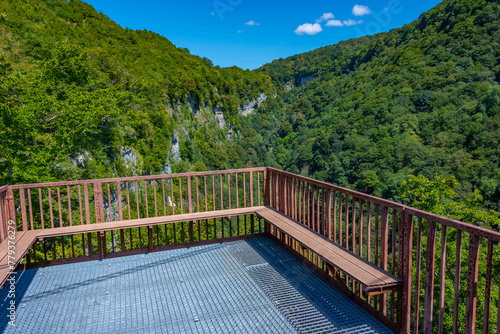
[
  {"x1": 229, "y1": 238, "x2": 393, "y2": 334},
  {"x1": 0, "y1": 238, "x2": 392, "y2": 333}
]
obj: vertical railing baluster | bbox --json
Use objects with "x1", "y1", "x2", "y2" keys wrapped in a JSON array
[
  {"x1": 235, "y1": 173, "x2": 239, "y2": 209},
  {"x1": 366, "y1": 201, "x2": 371, "y2": 262},
  {"x1": 220, "y1": 174, "x2": 223, "y2": 210},
  {"x1": 161, "y1": 179, "x2": 166, "y2": 216},
  {"x1": 338, "y1": 193, "x2": 343, "y2": 247},
  {"x1": 332, "y1": 191, "x2": 337, "y2": 242},
  {"x1": 464, "y1": 233, "x2": 480, "y2": 334},
  {"x1": 67, "y1": 186, "x2": 75, "y2": 258},
  {"x1": 83, "y1": 184, "x2": 91, "y2": 255},
  {"x1": 144, "y1": 180, "x2": 149, "y2": 218},
  {"x1": 48, "y1": 187, "x2": 54, "y2": 228},
  {"x1": 212, "y1": 175, "x2": 215, "y2": 211},
  {"x1": 352, "y1": 197, "x2": 356, "y2": 255},
  {"x1": 380, "y1": 206, "x2": 389, "y2": 315},
  {"x1": 107, "y1": 183, "x2": 112, "y2": 222},
  {"x1": 258, "y1": 171, "x2": 262, "y2": 206},
  {"x1": 345, "y1": 194, "x2": 349, "y2": 252},
  {"x1": 414, "y1": 217, "x2": 423, "y2": 334},
  {"x1": 187, "y1": 176, "x2": 193, "y2": 243},
  {"x1": 423, "y1": 221, "x2": 437, "y2": 333},
  {"x1": 153, "y1": 179, "x2": 158, "y2": 217},
  {"x1": 438, "y1": 226, "x2": 447, "y2": 333},
  {"x1": 482, "y1": 239, "x2": 493, "y2": 334},
  {"x1": 228, "y1": 173, "x2": 231, "y2": 210},
  {"x1": 27, "y1": 189, "x2": 34, "y2": 230},
  {"x1": 400, "y1": 211, "x2": 414, "y2": 333},
  {"x1": 117, "y1": 182, "x2": 125, "y2": 252},
  {"x1": 39, "y1": 188, "x2": 44, "y2": 229},
  {"x1": 57, "y1": 187, "x2": 63, "y2": 228},
  {"x1": 196, "y1": 176, "x2": 199, "y2": 213},
  {"x1": 170, "y1": 179, "x2": 175, "y2": 215},
  {"x1": 249, "y1": 171, "x2": 253, "y2": 208},
  {"x1": 204, "y1": 175, "x2": 208, "y2": 212},
  {"x1": 452, "y1": 230, "x2": 462, "y2": 334},
  {"x1": 19, "y1": 189, "x2": 28, "y2": 231},
  {"x1": 242, "y1": 172, "x2": 246, "y2": 208}
]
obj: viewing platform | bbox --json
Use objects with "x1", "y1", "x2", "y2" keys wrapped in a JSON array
[{"x1": 0, "y1": 167, "x2": 498, "y2": 333}]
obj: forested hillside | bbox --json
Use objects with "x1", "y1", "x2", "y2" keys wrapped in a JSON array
[
  {"x1": 1, "y1": 0, "x2": 500, "y2": 221},
  {"x1": 0, "y1": 0, "x2": 272, "y2": 184},
  {"x1": 242, "y1": 0, "x2": 500, "y2": 213}
]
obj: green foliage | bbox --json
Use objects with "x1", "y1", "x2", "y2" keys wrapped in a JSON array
[
  {"x1": 0, "y1": 0, "x2": 273, "y2": 184},
  {"x1": 243, "y1": 0, "x2": 500, "y2": 212},
  {"x1": 401, "y1": 174, "x2": 500, "y2": 228},
  {"x1": 400, "y1": 174, "x2": 500, "y2": 333}
]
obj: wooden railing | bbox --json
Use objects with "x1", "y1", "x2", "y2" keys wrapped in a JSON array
[
  {"x1": 0, "y1": 168, "x2": 267, "y2": 264},
  {"x1": 1, "y1": 167, "x2": 499, "y2": 333},
  {"x1": 266, "y1": 168, "x2": 500, "y2": 334}
]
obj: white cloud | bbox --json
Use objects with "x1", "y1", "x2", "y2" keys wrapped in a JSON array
[
  {"x1": 325, "y1": 19, "x2": 344, "y2": 27},
  {"x1": 294, "y1": 23, "x2": 323, "y2": 35},
  {"x1": 352, "y1": 4, "x2": 371, "y2": 16},
  {"x1": 244, "y1": 20, "x2": 260, "y2": 26},
  {"x1": 343, "y1": 19, "x2": 363, "y2": 26},
  {"x1": 316, "y1": 12, "x2": 335, "y2": 23}
]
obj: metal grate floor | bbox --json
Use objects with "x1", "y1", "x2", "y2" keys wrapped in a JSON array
[{"x1": 0, "y1": 238, "x2": 392, "y2": 334}]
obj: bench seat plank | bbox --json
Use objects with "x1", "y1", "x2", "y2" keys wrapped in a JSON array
[
  {"x1": 0, "y1": 230, "x2": 40, "y2": 286},
  {"x1": 255, "y1": 206, "x2": 401, "y2": 291},
  {"x1": 38, "y1": 207, "x2": 263, "y2": 238}
]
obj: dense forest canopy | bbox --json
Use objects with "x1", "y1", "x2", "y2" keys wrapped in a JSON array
[
  {"x1": 1, "y1": 1, "x2": 500, "y2": 331},
  {"x1": 244, "y1": 0, "x2": 500, "y2": 215},
  {"x1": 0, "y1": 0, "x2": 499, "y2": 227},
  {"x1": 0, "y1": 0, "x2": 272, "y2": 184}
]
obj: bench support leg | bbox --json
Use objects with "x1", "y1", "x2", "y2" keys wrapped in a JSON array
[
  {"x1": 148, "y1": 226, "x2": 153, "y2": 253},
  {"x1": 98, "y1": 232, "x2": 104, "y2": 259},
  {"x1": 189, "y1": 221, "x2": 195, "y2": 243}
]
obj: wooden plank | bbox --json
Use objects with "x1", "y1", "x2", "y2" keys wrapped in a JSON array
[
  {"x1": 37, "y1": 207, "x2": 262, "y2": 238},
  {"x1": 249, "y1": 171, "x2": 254, "y2": 207},
  {"x1": 400, "y1": 212, "x2": 414, "y2": 333},
  {"x1": 38, "y1": 188, "x2": 44, "y2": 229},
  {"x1": 257, "y1": 171, "x2": 261, "y2": 206},
  {"x1": 10, "y1": 168, "x2": 267, "y2": 190},
  {"x1": 380, "y1": 205, "x2": 389, "y2": 315},
  {"x1": 452, "y1": 230, "x2": 462, "y2": 334},
  {"x1": 27, "y1": 189, "x2": 34, "y2": 230},
  {"x1": 48, "y1": 187, "x2": 54, "y2": 228},
  {"x1": 423, "y1": 221, "x2": 437, "y2": 334},
  {"x1": 204, "y1": 176, "x2": 208, "y2": 212},
  {"x1": 256, "y1": 207, "x2": 401, "y2": 290},
  {"x1": 0, "y1": 230, "x2": 40, "y2": 286},
  {"x1": 482, "y1": 239, "x2": 493, "y2": 334},
  {"x1": 414, "y1": 217, "x2": 423, "y2": 334},
  {"x1": 19, "y1": 189, "x2": 28, "y2": 231},
  {"x1": 464, "y1": 234, "x2": 480, "y2": 334},
  {"x1": 438, "y1": 226, "x2": 447, "y2": 333}
]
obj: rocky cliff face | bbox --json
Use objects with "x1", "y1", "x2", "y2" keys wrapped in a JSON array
[{"x1": 238, "y1": 92, "x2": 267, "y2": 116}]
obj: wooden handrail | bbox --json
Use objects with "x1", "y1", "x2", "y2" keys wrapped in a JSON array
[{"x1": 7, "y1": 167, "x2": 267, "y2": 190}]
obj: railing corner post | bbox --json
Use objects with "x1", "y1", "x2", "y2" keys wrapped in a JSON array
[{"x1": 263, "y1": 168, "x2": 270, "y2": 206}]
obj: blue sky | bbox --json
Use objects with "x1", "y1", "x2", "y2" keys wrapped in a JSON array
[{"x1": 84, "y1": 0, "x2": 442, "y2": 70}]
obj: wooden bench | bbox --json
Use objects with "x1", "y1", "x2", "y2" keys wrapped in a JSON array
[
  {"x1": 0, "y1": 205, "x2": 401, "y2": 295},
  {"x1": 255, "y1": 206, "x2": 402, "y2": 295},
  {"x1": 0, "y1": 207, "x2": 262, "y2": 287},
  {"x1": 0, "y1": 230, "x2": 41, "y2": 287}
]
